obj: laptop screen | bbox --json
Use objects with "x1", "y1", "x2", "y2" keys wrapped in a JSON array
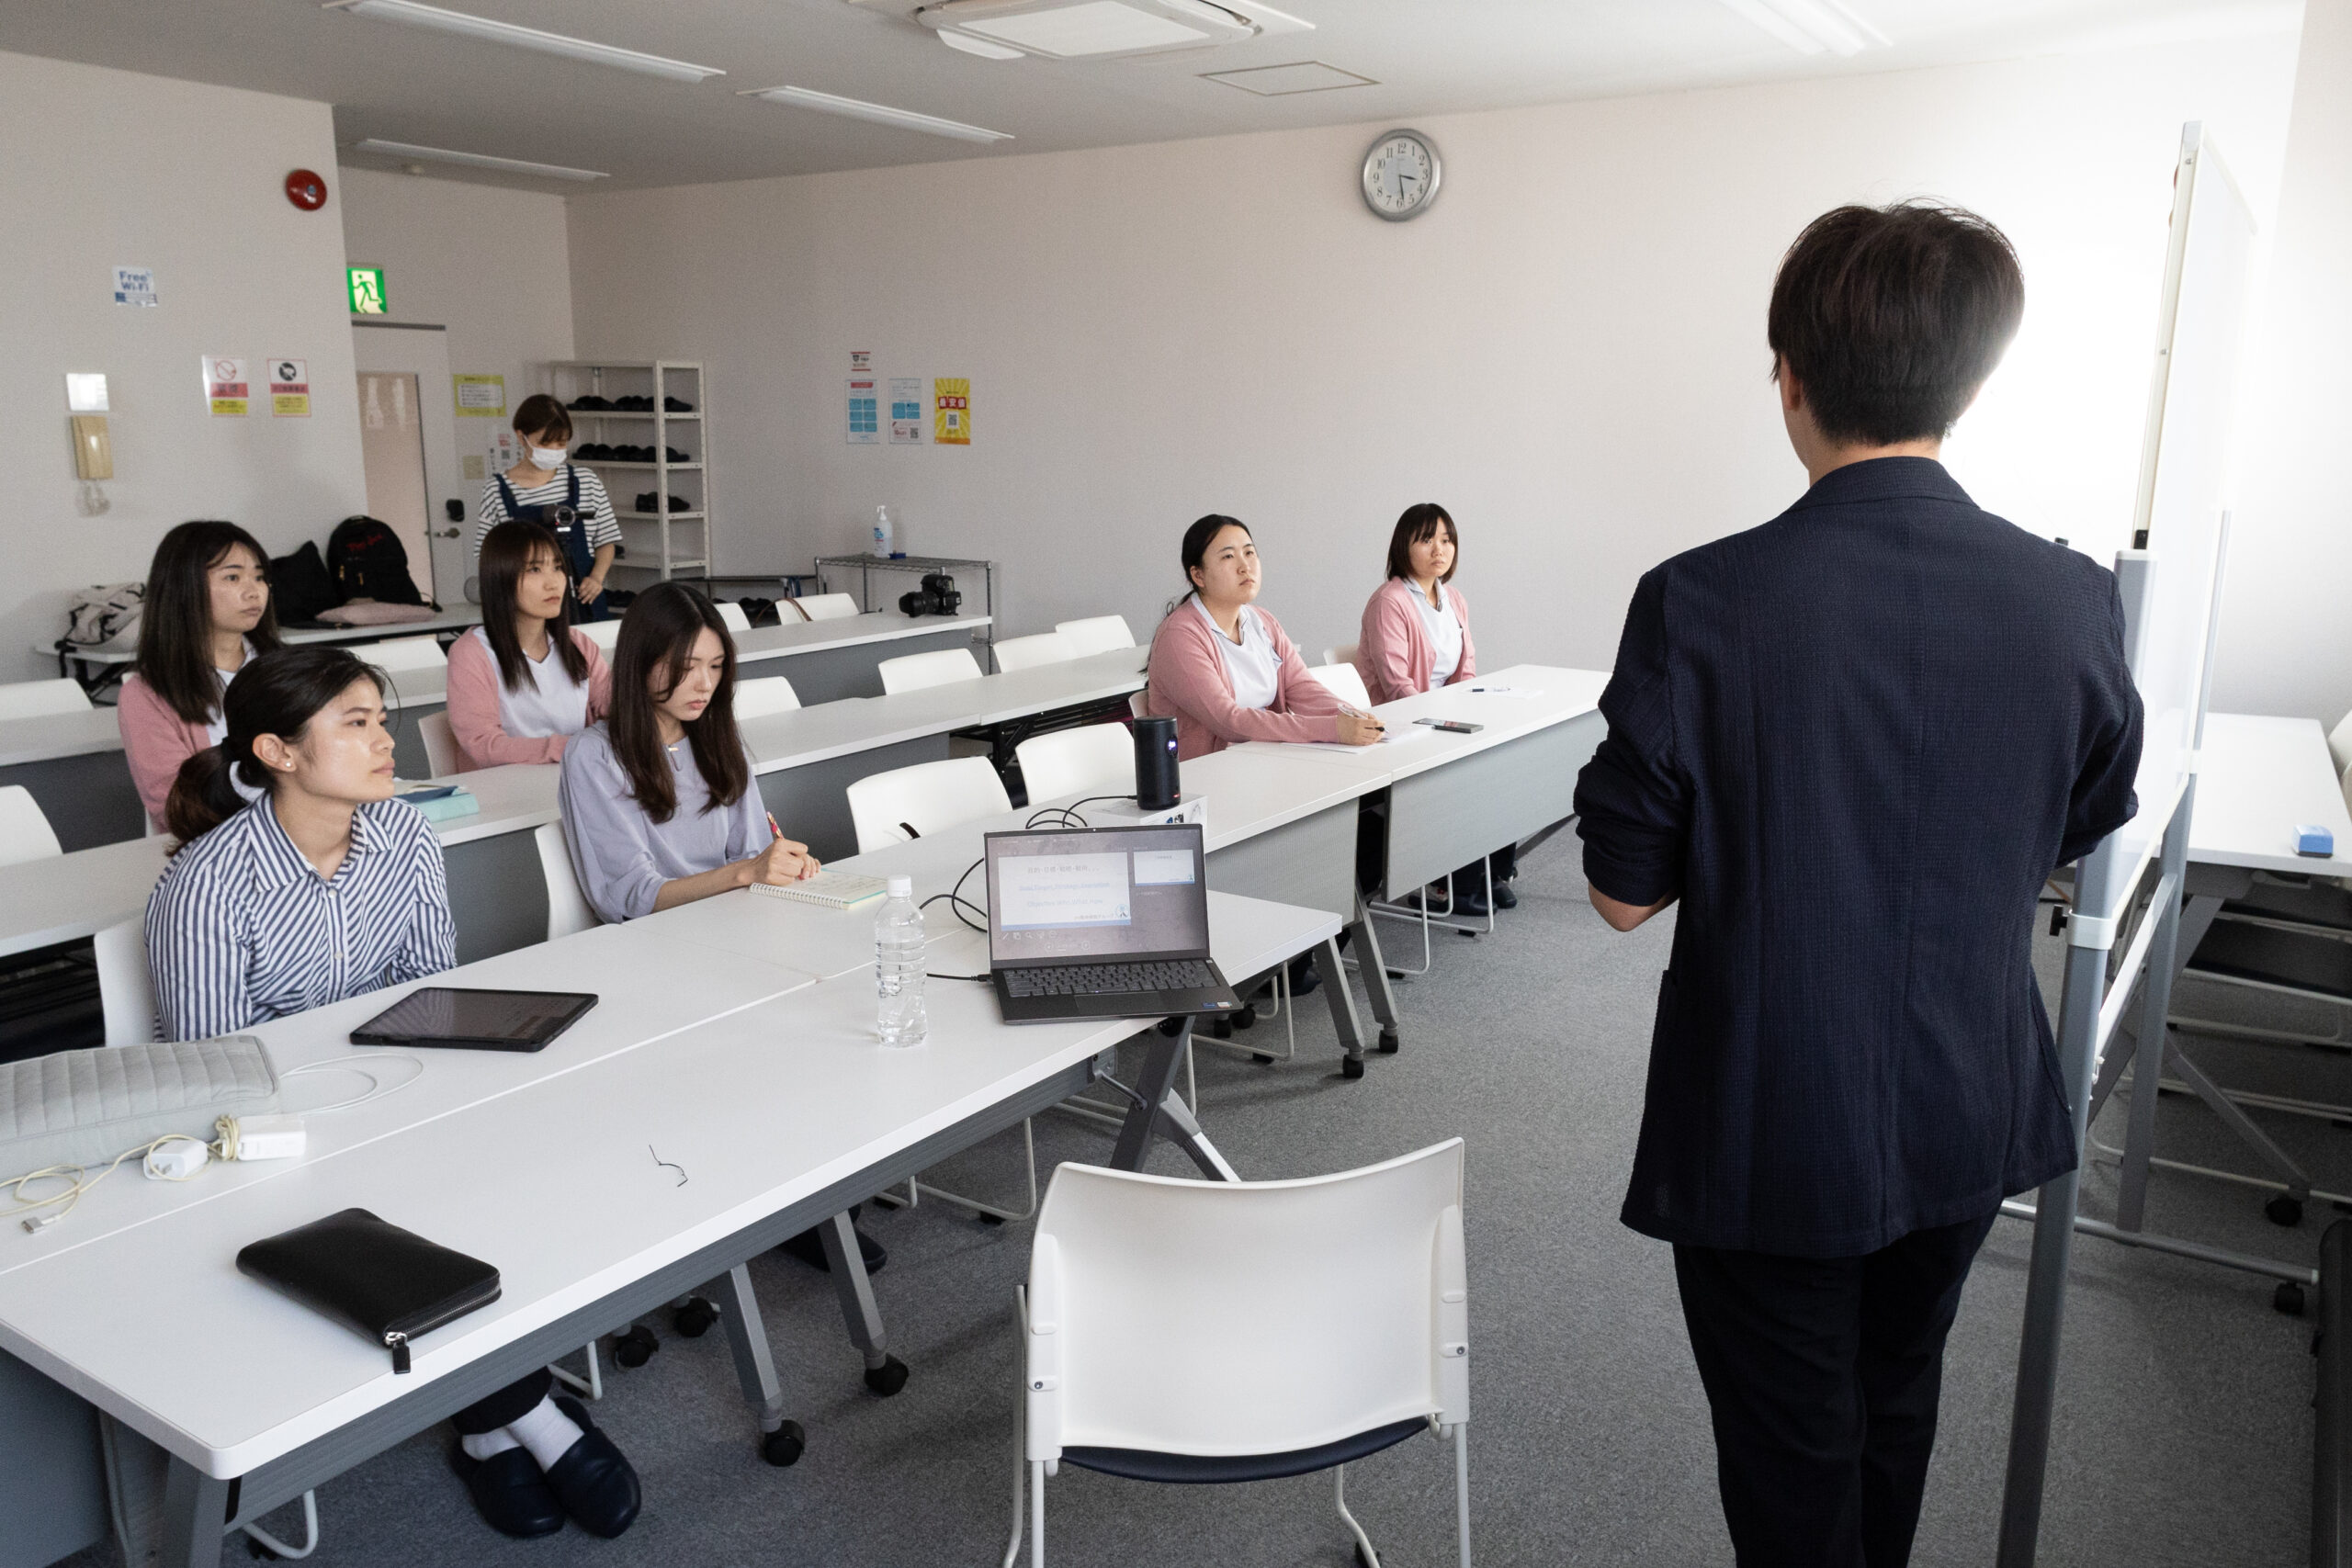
[{"x1": 984, "y1": 824, "x2": 1211, "y2": 967}]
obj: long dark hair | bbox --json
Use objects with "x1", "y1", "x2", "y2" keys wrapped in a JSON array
[
  {"x1": 1385, "y1": 503, "x2": 1458, "y2": 584},
  {"x1": 164, "y1": 647, "x2": 385, "y2": 845},
  {"x1": 135, "y1": 522, "x2": 285, "y2": 724},
  {"x1": 608, "y1": 582, "x2": 747, "y2": 824},
  {"x1": 478, "y1": 521, "x2": 589, "y2": 693},
  {"x1": 1180, "y1": 513, "x2": 1250, "y2": 599}
]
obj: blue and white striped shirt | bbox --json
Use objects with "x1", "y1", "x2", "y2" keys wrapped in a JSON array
[{"x1": 146, "y1": 797, "x2": 458, "y2": 1043}]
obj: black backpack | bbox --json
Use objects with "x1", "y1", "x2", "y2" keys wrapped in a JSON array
[
  {"x1": 325, "y1": 515, "x2": 425, "y2": 605},
  {"x1": 267, "y1": 540, "x2": 339, "y2": 623}
]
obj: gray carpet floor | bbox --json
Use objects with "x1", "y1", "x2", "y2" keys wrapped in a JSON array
[{"x1": 65, "y1": 844, "x2": 2342, "y2": 1566}]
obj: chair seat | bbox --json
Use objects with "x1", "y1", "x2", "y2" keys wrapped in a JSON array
[{"x1": 1062, "y1": 1416, "x2": 1428, "y2": 1485}]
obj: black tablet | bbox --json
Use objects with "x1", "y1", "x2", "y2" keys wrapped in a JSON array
[{"x1": 349, "y1": 988, "x2": 598, "y2": 1052}]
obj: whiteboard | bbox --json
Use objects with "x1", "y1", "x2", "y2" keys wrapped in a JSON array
[{"x1": 2092, "y1": 122, "x2": 2256, "y2": 908}]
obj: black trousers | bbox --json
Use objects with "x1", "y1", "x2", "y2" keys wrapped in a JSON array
[
  {"x1": 448, "y1": 1368, "x2": 555, "y2": 1436},
  {"x1": 1671, "y1": 1209, "x2": 1998, "y2": 1568}
]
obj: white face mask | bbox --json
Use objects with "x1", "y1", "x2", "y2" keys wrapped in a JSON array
[{"x1": 529, "y1": 445, "x2": 566, "y2": 470}]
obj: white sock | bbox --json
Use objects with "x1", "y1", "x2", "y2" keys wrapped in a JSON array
[
  {"x1": 460, "y1": 1427, "x2": 520, "y2": 1462},
  {"x1": 505, "y1": 1393, "x2": 586, "y2": 1472}
]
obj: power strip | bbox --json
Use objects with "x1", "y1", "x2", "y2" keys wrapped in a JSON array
[{"x1": 1085, "y1": 795, "x2": 1208, "y2": 832}]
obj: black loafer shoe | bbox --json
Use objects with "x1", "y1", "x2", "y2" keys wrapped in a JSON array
[
  {"x1": 543, "y1": 1396, "x2": 642, "y2": 1539},
  {"x1": 1492, "y1": 882, "x2": 1519, "y2": 910},
  {"x1": 451, "y1": 1443, "x2": 564, "y2": 1539},
  {"x1": 778, "y1": 1222, "x2": 888, "y2": 1274}
]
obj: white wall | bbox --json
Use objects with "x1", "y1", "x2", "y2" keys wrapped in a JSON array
[
  {"x1": 2211, "y1": 0, "x2": 2352, "y2": 722},
  {"x1": 0, "y1": 51, "x2": 367, "y2": 680},
  {"x1": 566, "y1": 36, "x2": 2296, "y2": 677}
]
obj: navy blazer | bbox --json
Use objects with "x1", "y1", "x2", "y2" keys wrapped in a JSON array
[{"x1": 1575, "y1": 457, "x2": 2143, "y2": 1258}]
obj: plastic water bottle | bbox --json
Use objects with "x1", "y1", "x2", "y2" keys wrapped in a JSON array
[
  {"x1": 872, "y1": 504, "x2": 895, "y2": 558},
  {"x1": 875, "y1": 874, "x2": 927, "y2": 1046}
]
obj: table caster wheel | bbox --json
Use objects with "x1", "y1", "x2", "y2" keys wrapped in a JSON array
[
  {"x1": 762, "y1": 1421, "x2": 806, "y2": 1467},
  {"x1": 1377, "y1": 1028, "x2": 1399, "y2": 1055},
  {"x1": 1341, "y1": 1055, "x2": 1365, "y2": 1080},
  {"x1": 1252, "y1": 1053, "x2": 1274, "y2": 1066},
  {"x1": 2276, "y1": 1280, "x2": 2308, "y2": 1316},
  {"x1": 613, "y1": 1324, "x2": 659, "y2": 1368},
  {"x1": 865, "y1": 1356, "x2": 910, "y2": 1396},
  {"x1": 1233, "y1": 1006, "x2": 1256, "y2": 1031},
  {"x1": 1204, "y1": 1017, "x2": 1233, "y2": 1039},
  {"x1": 2267, "y1": 1194, "x2": 2304, "y2": 1227},
  {"x1": 672, "y1": 1296, "x2": 718, "y2": 1337}
]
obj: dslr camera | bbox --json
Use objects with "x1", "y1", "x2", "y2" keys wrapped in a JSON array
[{"x1": 899, "y1": 572, "x2": 962, "y2": 616}]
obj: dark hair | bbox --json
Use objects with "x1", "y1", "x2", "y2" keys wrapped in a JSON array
[
  {"x1": 1767, "y1": 201, "x2": 2024, "y2": 446},
  {"x1": 512, "y1": 393, "x2": 572, "y2": 444},
  {"x1": 164, "y1": 647, "x2": 386, "y2": 844},
  {"x1": 477, "y1": 521, "x2": 589, "y2": 693},
  {"x1": 134, "y1": 522, "x2": 285, "y2": 725},
  {"x1": 1180, "y1": 513, "x2": 1252, "y2": 596},
  {"x1": 608, "y1": 582, "x2": 747, "y2": 824},
  {"x1": 1385, "y1": 503, "x2": 1458, "y2": 583}
]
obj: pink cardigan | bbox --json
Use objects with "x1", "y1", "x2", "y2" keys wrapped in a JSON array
[
  {"x1": 1354, "y1": 577, "x2": 1476, "y2": 705},
  {"x1": 117, "y1": 674, "x2": 213, "y2": 832},
  {"x1": 1145, "y1": 601, "x2": 1342, "y2": 761},
  {"x1": 444, "y1": 627, "x2": 613, "y2": 771}
]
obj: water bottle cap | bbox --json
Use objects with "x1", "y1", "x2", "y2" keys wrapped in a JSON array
[{"x1": 888, "y1": 874, "x2": 912, "y2": 897}]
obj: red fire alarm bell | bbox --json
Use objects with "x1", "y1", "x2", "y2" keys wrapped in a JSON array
[{"x1": 285, "y1": 169, "x2": 328, "y2": 211}]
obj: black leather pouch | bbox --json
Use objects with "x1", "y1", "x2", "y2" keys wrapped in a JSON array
[{"x1": 237, "y1": 1208, "x2": 500, "y2": 1373}]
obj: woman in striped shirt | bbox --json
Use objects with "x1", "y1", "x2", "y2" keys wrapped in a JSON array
[
  {"x1": 145, "y1": 645, "x2": 645, "y2": 1541},
  {"x1": 474, "y1": 394, "x2": 620, "y2": 620}
]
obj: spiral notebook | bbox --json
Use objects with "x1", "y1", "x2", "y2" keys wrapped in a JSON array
[{"x1": 751, "y1": 871, "x2": 891, "y2": 910}]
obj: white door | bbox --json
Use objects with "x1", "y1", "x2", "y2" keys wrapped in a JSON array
[{"x1": 352, "y1": 322, "x2": 468, "y2": 603}]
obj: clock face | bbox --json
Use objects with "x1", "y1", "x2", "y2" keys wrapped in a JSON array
[{"x1": 1362, "y1": 130, "x2": 1440, "y2": 221}]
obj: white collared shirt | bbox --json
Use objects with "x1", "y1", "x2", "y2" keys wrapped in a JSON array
[
  {"x1": 466, "y1": 626, "x2": 593, "y2": 740},
  {"x1": 1193, "y1": 597, "x2": 1281, "y2": 710}
]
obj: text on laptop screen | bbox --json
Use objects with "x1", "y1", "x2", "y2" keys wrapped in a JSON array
[{"x1": 986, "y1": 826, "x2": 1210, "y2": 964}]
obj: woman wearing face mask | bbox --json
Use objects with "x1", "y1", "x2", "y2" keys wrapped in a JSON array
[
  {"x1": 474, "y1": 394, "x2": 619, "y2": 621},
  {"x1": 443, "y1": 521, "x2": 614, "y2": 770},
  {"x1": 1145, "y1": 513, "x2": 1384, "y2": 761},
  {"x1": 119, "y1": 520, "x2": 284, "y2": 832}
]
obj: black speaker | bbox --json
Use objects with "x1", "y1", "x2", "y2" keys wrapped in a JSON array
[{"x1": 1132, "y1": 716, "x2": 1180, "y2": 810}]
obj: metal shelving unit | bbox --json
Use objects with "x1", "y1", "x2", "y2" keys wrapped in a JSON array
[
  {"x1": 548, "y1": 360, "x2": 708, "y2": 582},
  {"x1": 813, "y1": 553, "x2": 999, "y2": 639}
]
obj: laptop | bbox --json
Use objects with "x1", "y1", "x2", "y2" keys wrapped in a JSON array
[{"x1": 985, "y1": 823, "x2": 1244, "y2": 1023}]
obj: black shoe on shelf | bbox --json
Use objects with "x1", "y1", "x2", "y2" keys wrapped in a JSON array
[
  {"x1": 663, "y1": 395, "x2": 695, "y2": 412},
  {"x1": 451, "y1": 1444, "x2": 565, "y2": 1540},
  {"x1": 567, "y1": 394, "x2": 610, "y2": 411},
  {"x1": 669, "y1": 494, "x2": 691, "y2": 512},
  {"x1": 541, "y1": 1397, "x2": 642, "y2": 1540},
  {"x1": 665, "y1": 446, "x2": 692, "y2": 463},
  {"x1": 778, "y1": 1222, "x2": 888, "y2": 1274},
  {"x1": 634, "y1": 491, "x2": 658, "y2": 513}
]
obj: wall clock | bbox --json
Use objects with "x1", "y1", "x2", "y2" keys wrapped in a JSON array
[{"x1": 1361, "y1": 130, "x2": 1440, "y2": 221}]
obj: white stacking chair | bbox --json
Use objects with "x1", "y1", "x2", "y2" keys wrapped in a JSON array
[
  {"x1": 733, "y1": 675, "x2": 802, "y2": 720},
  {"x1": 1323, "y1": 642, "x2": 1360, "y2": 669},
  {"x1": 577, "y1": 619, "x2": 623, "y2": 652},
  {"x1": 878, "y1": 647, "x2": 985, "y2": 694},
  {"x1": 358, "y1": 636, "x2": 447, "y2": 673},
  {"x1": 1009, "y1": 1140, "x2": 1471, "y2": 1568},
  {"x1": 1053, "y1": 616, "x2": 1136, "y2": 657},
  {"x1": 993, "y1": 632, "x2": 1077, "y2": 674},
  {"x1": 845, "y1": 756, "x2": 1010, "y2": 853},
  {"x1": 93, "y1": 915, "x2": 155, "y2": 1048},
  {"x1": 1015, "y1": 726, "x2": 1131, "y2": 804},
  {"x1": 417, "y1": 712, "x2": 461, "y2": 778},
  {"x1": 0, "y1": 787, "x2": 63, "y2": 868},
  {"x1": 797, "y1": 592, "x2": 862, "y2": 622},
  {"x1": 1306, "y1": 661, "x2": 1374, "y2": 712},
  {"x1": 717, "y1": 601, "x2": 752, "y2": 633},
  {"x1": 0, "y1": 678, "x2": 92, "y2": 721},
  {"x1": 534, "y1": 821, "x2": 603, "y2": 942},
  {"x1": 2329, "y1": 709, "x2": 2352, "y2": 782}
]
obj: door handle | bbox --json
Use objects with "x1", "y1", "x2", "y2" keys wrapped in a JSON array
[{"x1": 435, "y1": 528, "x2": 461, "y2": 538}]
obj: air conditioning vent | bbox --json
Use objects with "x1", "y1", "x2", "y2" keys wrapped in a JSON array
[{"x1": 911, "y1": 0, "x2": 1310, "y2": 61}]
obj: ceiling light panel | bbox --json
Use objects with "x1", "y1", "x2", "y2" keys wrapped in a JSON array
[
  {"x1": 1715, "y1": 0, "x2": 1887, "y2": 57},
  {"x1": 741, "y1": 85, "x2": 1014, "y2": 143},
  {"x1": 350, "y1": 138, "x2": 608, "y2": 180},
  {"x1": 1201, "y1": 61, "x2": 1375, "y2": 96},
  {"x1": 322, "y1": 0, "x2": 726, "y2": 82},
  {"x1": 915, "y1": 0, "x2": 1265, "y2": 59}
]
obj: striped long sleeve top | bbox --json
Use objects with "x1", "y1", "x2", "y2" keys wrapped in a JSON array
[{"x1": 146, "y1": 796, "x2": 458, "y2": 1043}]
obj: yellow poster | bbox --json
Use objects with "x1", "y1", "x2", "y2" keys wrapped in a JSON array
[
  {"x1": 454, "y1": 374, "x2": 505, "y2": 417},
  {"x1": 933, "y1": 378, "x2": 970, "y2": 446},
  {"x1": 268, "y1": 357, "x2": 311, "y2": 417}
]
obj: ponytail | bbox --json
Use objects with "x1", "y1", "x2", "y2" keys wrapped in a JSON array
[
  {"x1": 163, "y1": 646, "x2": 386, "y2": 849},
  {"x1": 164, "y1": 743, "x2": 259, "y2": 845}
]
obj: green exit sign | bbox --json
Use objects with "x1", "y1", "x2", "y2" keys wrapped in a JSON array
[{"x1": 346, "y1": 266, "x2": 387, "y2": 315}]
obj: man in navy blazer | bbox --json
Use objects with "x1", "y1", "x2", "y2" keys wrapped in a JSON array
[{"x1": 1575, "y1": 203, "x2": 2143, "y2": 1566}]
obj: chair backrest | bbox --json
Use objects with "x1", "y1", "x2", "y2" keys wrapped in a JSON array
[
  {"x1": 797, "y1": 593, "x2": 862, "y2": 622},
  {"x1": 2331, "y1": 710, "x2": 2352, "y2": 780},
  {"x1": 878, "y1": 647, "x2": 985, "y2": 694},
  {"x1": 717, "y1": 601, "x2": 752, "y2": 633},
  {"x1": 0, "y1": 678, "x2": 93, "y2": 722},
  {"x1": 845, "y1": 756, "x2": 1011, "y2": 853},
  {"x1": 1306, "y1": 662, "x2": 1373, "y2": 712},
  {"x1": 94, "y1": 915, "x2": 157, "y2": 1046},
  {"x1": 992, "y1": 632, "x2": 1076, "y2": 674},
  {"x1": 1055, "y1": 615, "x2": 1136, "y2": 657},
  {"x1": 1127, "y1": 691, "x2": 1149, "y2": 720},
  {"x1": 1027, "y1": 1140, "x2": 1466, "y2": 1461},
  {"x1": 0, "y1": 787, "x2": 62, "y2": 868},
  {"x1": 534, "y1": 820, "x2": 601, "y2": 942},
  {"x1": 733, "y1": 674, "x2": 801, "y2": 720},
  {"x1": 1323, "y1": 642, "x2": 1360, "y2": 669},
  {"x1": 417, "y1": 711, "x2": 461, "y2": 778},
  {"x1": 360, "y1": 636, "x2": 448, "y2": 674},
  {"x1": 577, "y1": 619, "x2": 623, "y2": 652},
  {"x1": 1016, "y1": 725, "x2": 1132, "y2": 804}
]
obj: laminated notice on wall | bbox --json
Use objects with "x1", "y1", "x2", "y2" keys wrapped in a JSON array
[
  {"x1": 888, "y1": 378, "x2": 924, "y2": 445},
  {"x1": 204, "y1": 356, "x2": 251, "y2": 417},
  {"x1": 268, "y1": 358, "x2": 311, "y2": 417},
  {"x1": 454, "y1": 374, "x2": 505, "y2": 417},
  {"x1": 847, "y1": 375, "x2": 879, "y2": 444},
  {"x1": 933, "y1": 378, "x2": 970, "y2": 446},
  {"x1": 113, "y1": 265, "x2": 157, "y2": 307}
]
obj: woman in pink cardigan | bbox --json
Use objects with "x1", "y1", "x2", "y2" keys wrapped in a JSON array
[
  {"x1": 444, "y1": 522, "x2": 614, "y2": 771},
  {"x1": 118, "y1": 521, "x2": 283, "y2": 832},
  {"x1": 1145, "y1": 514, "x2": 1385, "y2": 761}
]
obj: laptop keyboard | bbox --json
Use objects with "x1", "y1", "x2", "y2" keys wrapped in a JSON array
[{"x1": 1004, "y1": 960, "x2": 1217, "y2": 998}]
